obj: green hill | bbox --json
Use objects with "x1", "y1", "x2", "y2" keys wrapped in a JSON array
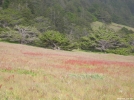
[{"x1": 0, "y1": 0, "x2": 134, "y2": 55}]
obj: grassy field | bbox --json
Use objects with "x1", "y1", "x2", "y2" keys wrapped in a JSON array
[
  {"x1": 91, "y1": 21, "x2": 134, "y2": 32},
  {"x1": 0, "y1": 42, "x2": 134, "y2": 100}
]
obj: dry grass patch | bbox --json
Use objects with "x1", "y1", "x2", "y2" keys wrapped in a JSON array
[{"x1": 0, "y1": 42, "x2": 134, "y2": 100}]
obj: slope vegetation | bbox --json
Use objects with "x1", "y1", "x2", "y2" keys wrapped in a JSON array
[{"x1": 1, "y1": 0, "x2": 134, "y2": 55}]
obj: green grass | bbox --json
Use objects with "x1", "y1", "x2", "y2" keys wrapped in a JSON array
[
  {"x1": 68, "y1": 73, "x2": 104, "y2": 79},
  {"x1": 0, "y1": 69, "x2": 37, "y2": 76},
  {"x1": 91, "y1": 21, "x2": 134, "y2": 32}
]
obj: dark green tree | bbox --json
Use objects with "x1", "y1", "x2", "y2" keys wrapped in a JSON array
[
  {"x1": 39, "y1": 30, "x2": 68, "y2": 49},
  {"x1": 2, "y1": 0, "x2": 10, "y2": 9},
  {"x1": 80, "y1": 27, "x2": 126, "y2": 52}
]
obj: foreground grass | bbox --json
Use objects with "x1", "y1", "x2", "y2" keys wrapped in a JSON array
[
  {"x1": 0, "y1": 42, "x2": 134, "y2": 100},
  {"x1": 0, "y1": 68, "x2": 134, "y2": 100}
]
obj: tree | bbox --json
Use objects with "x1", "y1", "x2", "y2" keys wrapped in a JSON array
[
  {"x1": 80, "y1": 27, "x2": 125, "y2": 52},
  {"x1": 0, "y1": 0, "x2": 3, "y2": 7},
  {"x1": 14, "y1": 25, "x2": 40, "y2": 45},
  {"x1": 33, "y1": 16, "x2": 52, "y2": 32},
  {"x1": 2, "y1": 0, "x2": 10, "y2": 9},
  {"x1": 0, "y1": 27, "x2": 21, "y2": 43},
  {"x1": 118, "y1": 27, "x2": 134, "y2": 46},
  {"x1": 39, "y1": 30, "x2": 72, "y2": 50},
  {"x1": 93, "y1": 28, "x2": 121, "y2": 51}
]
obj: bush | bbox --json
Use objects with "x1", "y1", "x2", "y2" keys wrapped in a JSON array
[
  {"x1": 0, "y1": 28, "x2": 21, "y2": 43},
  {"x1": 39, "y1": 30, "x2": 74, "y2": 50},
  {"x1": 106, "y1": 48, "x2": 131, "y2": 55}
]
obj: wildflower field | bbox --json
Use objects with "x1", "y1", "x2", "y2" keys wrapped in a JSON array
[{"x1": 0, "y1": 42, "x2": 134, "y2": 100}]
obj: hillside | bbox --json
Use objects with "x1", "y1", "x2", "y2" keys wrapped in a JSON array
[
  {"x1": 1, "y1": 0, "x2": 134, "y2": 27},
  {"x1": 0, "y1": 42, "x2": 134, "y2": 99},
  {"x1": 0, "y1": 0, "x2": 134, "y2": 55},
  {"x1": 91, "y1": 21, "x2": 134, "y2": 32}
]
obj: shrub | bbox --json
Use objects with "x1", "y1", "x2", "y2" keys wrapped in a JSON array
[{"x1": 39, "y1": 30, "x2": 74, "y2": 50}]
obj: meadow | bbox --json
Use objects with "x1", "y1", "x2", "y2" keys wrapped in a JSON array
[
  {"x1": 91, "y1": 21, "x2": 134, "y2": 32},
  {"x1": 0, "y1": 42, "x2": 134, "y2": 100}
]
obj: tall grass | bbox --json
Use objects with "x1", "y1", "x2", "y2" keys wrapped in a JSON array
[{"x1": 0, "y1": 42, "x2": 134, "y2": 100}]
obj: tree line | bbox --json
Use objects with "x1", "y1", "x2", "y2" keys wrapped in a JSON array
[{"x1": 0, "y1": 0, "x2": 134, "y2": 55}]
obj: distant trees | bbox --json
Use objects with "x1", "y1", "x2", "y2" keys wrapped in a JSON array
[
  {"x1": 80, "y1": 27, "x2": 118, "y2": 52},
  {"x1": 79, "y1": 26, "x2": 133, "y2": 55},
  {"x1": 1, "y1": 0, "x2": 134, "y2": 27},
  {"x1": 0, "y1": 25, "x2": 40, "y2": 45},
  {"x1": 92, "y1": 28, "x2": 125, "y2": 52},
  {"x1": 0, "y1": 0, "x2": 134, "y2": 55}
]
